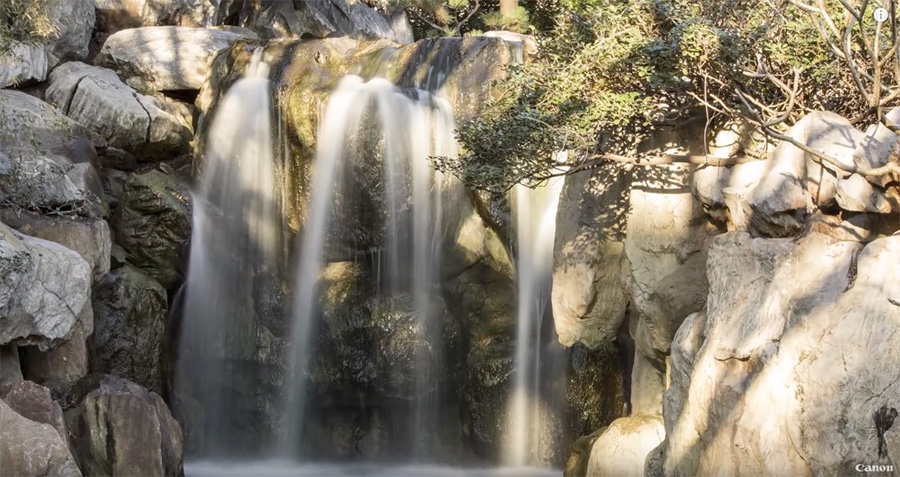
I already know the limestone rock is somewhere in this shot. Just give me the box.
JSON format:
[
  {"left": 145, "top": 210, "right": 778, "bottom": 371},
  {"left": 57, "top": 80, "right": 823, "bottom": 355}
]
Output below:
[
  {"left": 113, "top": 170, "right": 191, "bottom": 288},
  {"left": 93, "top": 0, "right": 240, "bottom": 33},
  {"left": 585, "top": 415, "right": 665, "bottom": 477},
  {"left": 0, "top": 42, "right": 50, "bottom": 88},
  {"left": 62, "top": 374, "right": 183, "bottom": 477},
  {"left": 241, "top": 0, "right": 411, "bottom": 43},
  {"left": 46, "top": 62, "right": 193, "bottom": 161},
  {"left": 0, "top": 90, "right": 93, "bottom": 159},
  {"left": 0, "top": 345, "right": 23, "bottom": 386},
  {"left": 0, "top": 223, "right": 91, "bottom": 352},
  {"left": 42, "top": 0, "right": 94, "bottom": 63},
  {"left": 836, "top": 173, "right": 896, "bottom": 214},
  {"left": 91, "top": 265, "right": 168, "bottom": 393},
  {"left": 21, "top": 302, "right": 93, "bottom": 393},
  {"left": 658, "top": 232, "right": 900, "bottom": 475},
  {"left": 0, "top": 399, "right": 81, "bottom": 477},
  {"left": 0, "top": 211, "right": 111, "bottom": 281},
  {"left": 552, "top": 163, "right": 631, "bottom": 349},
  {"left": 96, "top": 26, "right": 259, "bottom": 91},
  {"left": 0, "top": 380, "right": 67, "bottom": 441}
]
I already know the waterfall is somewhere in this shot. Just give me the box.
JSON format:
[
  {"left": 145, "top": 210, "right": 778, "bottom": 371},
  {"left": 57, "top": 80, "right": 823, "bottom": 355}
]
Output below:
[
  {"left": 504, "top": 175, "right": 566, "bottom": 467},
  {"left": 177, "top": 49, "right": 281, "bottom": 456},
  {"left": 281, "top": 75, "right": 457, "bottom": 458}
]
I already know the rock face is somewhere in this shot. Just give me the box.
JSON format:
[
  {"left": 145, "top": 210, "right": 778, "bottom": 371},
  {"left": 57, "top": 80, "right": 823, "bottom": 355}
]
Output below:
[
  {"left": 0, "top": 380, "right": 68, "bottom": 441},
  {"left": 0, "top": 42, "right": 50, "bottom": 88},
  {"left": 46, "top": 62, "right": 193, "bottom": 161},
  {"left": 20, "top": 302, "right": 93, "bottom": 393},
  {"left": 552, "top": 163, "right": 631, "bottom": 349},
  {"left": 91, "top": 265, "right": 168, "bottom": 393},
  {"left": 93, "top": 0, "right": 239, "bottom": 33},
  {"left": 586, "top": 415, "right": 665, "bottom": 477},
  {"left": 655, "top": 232, "right": 900, "bottom": 475},
  {"left": 63, "top": 374, "right": 183, "bottom": 477},
  {"left": 0, "top": 223, "right": 91, "bottom": 351},
  {"left": 113, "top": 170, "right": 191, "bottom": 288},
  {"left": 0, "top": 399, "right": 81, "bottom": 477},
  {"left": 96, "top": 26, "right": 258, "bottom": 91},
  {"left": 43, "top": 0, "right": 95, "bottom": 62},
  {"left": 240, "top": 0, "right": 412, "bottom": 43},
  {"left": 0, "top": 91, "right": 104, "bottom": 217}
]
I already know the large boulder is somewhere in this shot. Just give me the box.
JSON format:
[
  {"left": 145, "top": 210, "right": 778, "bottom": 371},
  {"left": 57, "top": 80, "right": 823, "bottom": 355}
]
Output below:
[
  {"left": 0, "top": 380, "right": 67, "bottom": 441},
  {"left": 656, "top": 232, "right": 900, "bottom": 475},
  {"left": 240, "top": 0, "right": 412, "bottom": 43},
  {"left": 96, "top": 26, "right": 258, "bottom": 91},
  {"left": 46, "top": 62, "right": 193, "bottom": 161},
  {"left": 93, "top": 0, "right": 242, "bottom": 33},
  {"left": 0, "top": 91, "right": 104, "bottom": 217},
  {"left": 0, "top": 399, "right": 81, "bottom": 477},
  {"left": 91, "top": 265, "right": 168, "bottom": 393},
  {"left": 20, "top": 302, "right": 93, "bottom": 393},
  {"left": 552, "top": 163, "right": 631, "bottom": 349},
  {"left": 43, "top": 0, "right": 95, "bottom": 62},
  {"left": 113, "top": 170, "right": 191, "bottom": 288},
  {"left": 0, "top": 211, "right": 111, "bottom": 281},
  {"left": 0, "top": 42, "right": 50, "bottom": 88},
  {"left": 62, "top": 374, "right": 183, "bottom": 477},
  {"left": 585, "top": 415, "right": 665, "bottom": 477},
  {"left": 0, "top": 223, "right": 91, "bottom": 351}
]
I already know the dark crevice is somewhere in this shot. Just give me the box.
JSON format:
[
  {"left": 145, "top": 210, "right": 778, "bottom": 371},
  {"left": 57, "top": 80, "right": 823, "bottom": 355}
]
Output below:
[
  {"left": 63, "top": 75, "right": 89, "bottom": 116},
  {"left": 132, "top": 92, "right": 153, "bottom": 145}
]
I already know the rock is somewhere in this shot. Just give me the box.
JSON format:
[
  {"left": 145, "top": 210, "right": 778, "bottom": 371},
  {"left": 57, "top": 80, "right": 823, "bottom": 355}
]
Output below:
[
  {"left": 483, "top": 30, "right": 538, "bottom": 54},
  {"left": 808, "top": 210, "right": 882, "bottom": 243},
  {"left": 62, "top": 374, "right": 183, "bottom": 477},
  {"left": 96, "top": 26, "right": 258, "bottom": 91},
  {"left": 625, "top": 164, "right": 715, "bottom": 361},
  {"left": 552, "top": 163, "right": 631, "bottom": 349},
  {"left": 0, "top": 399, "right": 82, "bottom": 477},
  {"left": 0, "top": 210, "right": 111, "bottom": 281},
  {"left": 21, "top": 302, "right": 93, "bottom": 393},
  {"left": 46, "top": 62, "right": 193, "bottom": 161},
  {"left": 93, "top": 0, "right": 238, "bottom": 33},
  {"left": 0, "top": 42, "right": 50, "bottom": 88},
  {"left": 0, "top": 380, "right": 67, "bottom": 441},
  {"left": 0, "top": 223, "right": 91, "bottom": 351},
  {"left": 0, "top": 345, "right": 23, "bottom": 386},
  {"left": 585, "top": 415, "right": 665, "bottom": 477},
  {"left": 43, "top": 0, "right": 95, "bottom": 63},
  {"left": 629, "top": 348, "right": 665, "bottom": 416},
  {"left": 658, "top": 232, "right": 900, "bottom": 475},
  {"left": 0, "top": 91, "right": 104, "bottom": 217},
  {"left": 91, "top": 265, "right": 168, "bottom": 393},
  {"left": 836, "top": 173, "right": 896, "bottom": 213},
  {"left": 564, "top": 342, "right": 626, "bottom": 450},
  {"left": 241, "top": 0, "right": 411, "bottom": 43},
  {"left": 113, "top": 170, "right": 191, "bottom": 288},
  {"left": 461, "top": 336, "right": 514, "bottom": 459}
]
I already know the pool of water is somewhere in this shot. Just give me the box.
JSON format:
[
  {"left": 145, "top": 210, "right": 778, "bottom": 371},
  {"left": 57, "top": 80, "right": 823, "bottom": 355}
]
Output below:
[{"left": 186, "top": 460, "right": 562, "bottom": 477}]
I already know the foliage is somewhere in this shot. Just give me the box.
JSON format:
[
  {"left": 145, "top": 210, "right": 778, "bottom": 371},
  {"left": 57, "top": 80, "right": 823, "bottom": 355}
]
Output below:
[
  {"left": 370, "top": 0, "right": 538, "bottom": 38},
  {"left": 439, "top": 0, "right": 900, "bottom": 192},
  {"left": 0, "top": 0, "right": 56, "bottom": 54}
]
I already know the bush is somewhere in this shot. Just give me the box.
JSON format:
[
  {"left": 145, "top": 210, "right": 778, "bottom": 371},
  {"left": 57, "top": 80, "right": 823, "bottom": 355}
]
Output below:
[{"left": 0, "top": 0, "right": 56, "bottom": 54}]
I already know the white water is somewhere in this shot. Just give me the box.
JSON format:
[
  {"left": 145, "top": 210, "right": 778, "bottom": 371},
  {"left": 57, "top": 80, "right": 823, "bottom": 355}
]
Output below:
[
  {"left": 178, "top": 49, "right": 280, "bottom": 454},
  {"left": 504, "top": 175, "right": 567, "bottom": 467},
  {"left": 282, "top": 76, "right": 457, "bottom": 457},
  {"left": 187, "top": 460, "right": 560, "bottom": 477}
]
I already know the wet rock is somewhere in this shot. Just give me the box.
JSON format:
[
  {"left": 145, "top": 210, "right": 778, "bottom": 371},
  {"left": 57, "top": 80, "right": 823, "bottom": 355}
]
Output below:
[
  {"left": 0, "top": 380, "right": 67, "bottom": 441},
  {"left": 658, "top": 232, "right": 900, "bottom": 475},
  {"left": 21, "top": 302, "right": 93, "bottom": 393},
  {"left": 0, "top": 91, "right": 104, "bottom": 217},
  {"left": 552, "top": 163, "right": 631, "bottom": 349},
  {"left": 62, "top": 374, "right": 183, "bottom": 477},
  {"left": 0, "top": 399, "right": 81, "bottom": 477},
  {"left": 96, "top": 26, "right": 258, "bottom": 91},
  {"left": 46, "top": 62, "right": 193, "bottom": 161},
  {"left": 0, "top": 223, "right": 91, "bottom": 351},
  {"left": 240, "top": 0, "right": 411, "bottom": 43},
  {"left": 91, "top": 265, "right": 168, "bottom": 393},
  {"left": 0, "top": 210, "right": 111, "bottom": 281},
  {"left": 113, "top": 170, "right": 191, "bottom": 288},
  {"left": 0, "top": 42, "right": 50, "bottom": 88},
  {"left": 43, "top": 0, "right": 95, "bottom": 63},
  {"left": 585, "top": 415, "right": 665, "bottom": 477}
]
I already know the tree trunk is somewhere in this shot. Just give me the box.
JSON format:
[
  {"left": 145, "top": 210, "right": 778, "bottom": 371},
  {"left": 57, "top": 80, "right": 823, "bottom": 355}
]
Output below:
[{"left": 499, "top": 0, "right": 518, "bottom": 16}]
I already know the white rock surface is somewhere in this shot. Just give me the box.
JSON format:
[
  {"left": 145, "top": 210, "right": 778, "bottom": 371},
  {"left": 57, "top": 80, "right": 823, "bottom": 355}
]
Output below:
[
  {"left": 0, "top": 42, "right": 50, "bottom": 88},
  {"left": 0, "top": 222, "right": 91, "bottom": 352},
  {"left": 93, "top": 0, "right": 237, "bottom": 33},
  {"left": 43, "top": 0, "right": 95, "bottom": 62},
  {"left": 657, "top": 231, "right": 900, "bottom": 475},
  {"left": 586, "top": 415, "right": 665, "bottom": 477},
  {"left": 96, "top": 26, "right": 258, "bottom": 91}
]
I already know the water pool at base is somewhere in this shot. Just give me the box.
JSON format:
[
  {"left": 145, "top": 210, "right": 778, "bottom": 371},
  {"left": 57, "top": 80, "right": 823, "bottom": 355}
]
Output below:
[{"left": 186, "top": 461, "right": 562, "bottom": 477}]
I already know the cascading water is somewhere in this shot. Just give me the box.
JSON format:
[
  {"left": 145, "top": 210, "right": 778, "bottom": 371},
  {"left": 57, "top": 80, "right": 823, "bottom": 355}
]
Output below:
[
  {"left": 504, "top": 174, "right": 567, "bottom": 467},
  {"left": 281, "top": 75, "right": 457, "bottom": 458},
  {"left": 177, "top": 50, "right": 282, "bottom": 456}
]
